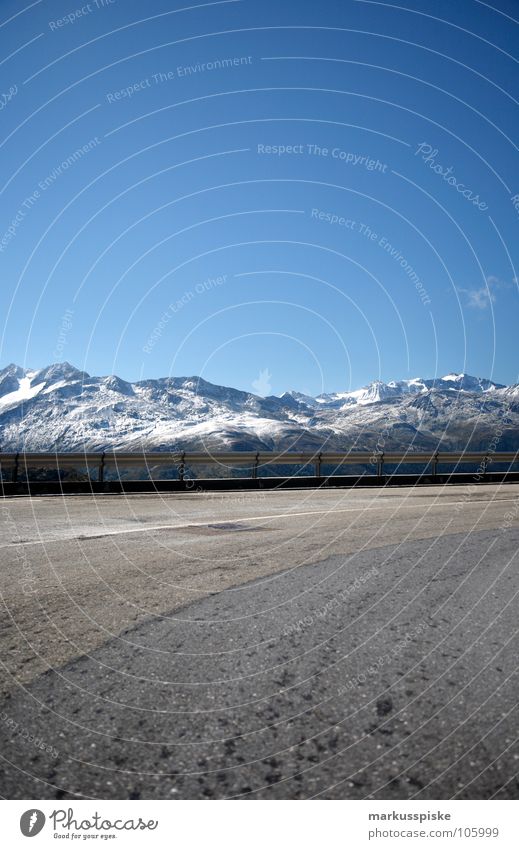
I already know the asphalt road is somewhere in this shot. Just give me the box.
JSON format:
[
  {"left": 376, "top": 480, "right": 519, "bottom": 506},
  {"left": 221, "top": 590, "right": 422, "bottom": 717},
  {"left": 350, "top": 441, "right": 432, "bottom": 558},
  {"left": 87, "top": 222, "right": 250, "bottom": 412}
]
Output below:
[{"left": 0, "top": 483, "right": 518, "bottom": 799}]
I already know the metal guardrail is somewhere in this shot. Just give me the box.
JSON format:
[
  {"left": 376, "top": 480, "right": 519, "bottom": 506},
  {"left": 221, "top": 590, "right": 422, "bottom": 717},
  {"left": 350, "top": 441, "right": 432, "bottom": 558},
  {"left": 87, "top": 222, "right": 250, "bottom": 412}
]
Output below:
[{"left": 1, "top": 450, "right": 518, "bottom": 483}]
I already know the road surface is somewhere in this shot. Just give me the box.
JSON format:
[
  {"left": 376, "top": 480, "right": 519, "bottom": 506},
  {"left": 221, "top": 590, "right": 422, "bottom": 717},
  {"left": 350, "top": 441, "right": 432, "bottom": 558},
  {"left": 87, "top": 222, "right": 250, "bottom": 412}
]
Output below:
[{"left": 0, "top": 483, "right": 518, "bottom": 799}]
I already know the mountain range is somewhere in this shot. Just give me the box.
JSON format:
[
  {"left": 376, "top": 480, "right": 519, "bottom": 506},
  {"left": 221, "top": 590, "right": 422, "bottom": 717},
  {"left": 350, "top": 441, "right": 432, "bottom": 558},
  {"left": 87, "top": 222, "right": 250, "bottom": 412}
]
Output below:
[{"left": 0, "top": 362, "right": 518, "bottom": 454}]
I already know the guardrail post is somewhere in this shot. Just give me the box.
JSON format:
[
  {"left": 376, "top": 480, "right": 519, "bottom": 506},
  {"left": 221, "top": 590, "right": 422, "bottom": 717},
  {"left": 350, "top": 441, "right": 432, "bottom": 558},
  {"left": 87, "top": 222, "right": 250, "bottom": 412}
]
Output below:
[
  {"left": 5, "top": 450, "right": 516, "bottom": 490},
  {"left": 98, "top": 451, "right": 105, "bottom": 483}
]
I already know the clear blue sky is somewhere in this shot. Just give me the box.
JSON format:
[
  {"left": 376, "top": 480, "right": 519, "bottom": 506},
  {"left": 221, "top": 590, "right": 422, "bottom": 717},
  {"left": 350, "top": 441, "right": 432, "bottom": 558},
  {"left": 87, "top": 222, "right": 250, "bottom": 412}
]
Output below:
[{"left": 0, "top": 0, "right": 517, "bottom": 395}]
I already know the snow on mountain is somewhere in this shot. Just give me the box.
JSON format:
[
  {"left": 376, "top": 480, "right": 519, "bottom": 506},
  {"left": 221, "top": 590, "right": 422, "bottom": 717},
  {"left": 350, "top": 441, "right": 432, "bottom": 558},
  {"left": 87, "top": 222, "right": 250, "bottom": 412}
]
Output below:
[
  {"left": 313, "top": 374, "right": 505, "bottom": 409},
  {"left": 496, "top": 384, "right": 519, "bottom": 399},
  {"left": 0, "top": 374, "right": 47, "bottom": 411},
  {"left": 0, "top": 364, "right": 29, "bottom": 399},
  {"left": 0, "top": 363, "right": 516, "bottom": 454},
  {"left": 428, "top": 373, "right": 503, "bottom": 393}
]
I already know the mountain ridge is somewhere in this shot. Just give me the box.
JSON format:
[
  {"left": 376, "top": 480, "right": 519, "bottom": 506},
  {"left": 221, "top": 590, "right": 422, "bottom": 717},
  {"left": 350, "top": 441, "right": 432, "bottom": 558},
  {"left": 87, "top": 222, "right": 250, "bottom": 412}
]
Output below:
[{"left": 0, "top": 362, "right": 517, "bottom": 454}]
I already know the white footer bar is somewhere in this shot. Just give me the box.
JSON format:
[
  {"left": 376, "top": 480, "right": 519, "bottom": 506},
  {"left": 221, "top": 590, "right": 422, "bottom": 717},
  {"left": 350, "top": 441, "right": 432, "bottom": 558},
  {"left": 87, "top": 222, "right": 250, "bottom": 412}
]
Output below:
[{"left": 2, "top": 799, "right": 517, "bottom": 848}]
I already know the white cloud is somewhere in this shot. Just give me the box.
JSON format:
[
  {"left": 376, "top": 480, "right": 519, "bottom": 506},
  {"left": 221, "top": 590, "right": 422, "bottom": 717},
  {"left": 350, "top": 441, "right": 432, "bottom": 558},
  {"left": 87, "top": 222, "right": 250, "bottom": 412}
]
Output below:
[{"left": 458, "top": 275, "right": 507, "bottom": 310}]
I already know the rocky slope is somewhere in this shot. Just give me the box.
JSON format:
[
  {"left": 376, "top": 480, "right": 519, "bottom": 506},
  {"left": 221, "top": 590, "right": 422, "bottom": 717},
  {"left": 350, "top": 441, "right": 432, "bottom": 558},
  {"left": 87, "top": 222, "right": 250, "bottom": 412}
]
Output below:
[{"left": 0, "top": 362, "right": 517, "bottom": 454}]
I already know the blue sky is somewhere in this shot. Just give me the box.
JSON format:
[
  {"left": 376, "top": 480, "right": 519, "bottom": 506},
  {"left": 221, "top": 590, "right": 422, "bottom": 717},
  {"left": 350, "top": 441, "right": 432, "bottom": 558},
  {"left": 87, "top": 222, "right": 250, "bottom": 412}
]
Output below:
[{"left": 0, "top": 0, "right": 517, "bottom": 395}]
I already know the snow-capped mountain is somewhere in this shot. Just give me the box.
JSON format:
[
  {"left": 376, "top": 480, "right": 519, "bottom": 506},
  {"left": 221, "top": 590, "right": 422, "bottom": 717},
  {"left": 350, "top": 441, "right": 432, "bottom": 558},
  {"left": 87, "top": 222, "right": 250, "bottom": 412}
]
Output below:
[{"left": 0, "top": 362, "right": 517, "bottom": 454}]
